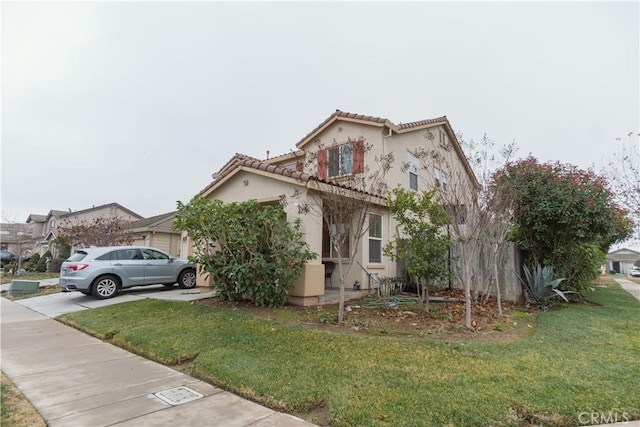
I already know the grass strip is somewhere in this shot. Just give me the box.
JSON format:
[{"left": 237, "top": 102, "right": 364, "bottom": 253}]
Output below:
[{"left": 58, "top": 284, "right": 640, "bottom": 426}]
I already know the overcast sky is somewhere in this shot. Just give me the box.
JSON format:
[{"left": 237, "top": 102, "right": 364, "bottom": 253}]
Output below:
[{"left": 2, "top": 1, "right": 639, "bottom": 223}]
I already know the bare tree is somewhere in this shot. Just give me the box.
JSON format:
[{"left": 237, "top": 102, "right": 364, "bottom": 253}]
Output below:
[
  {"left": 464, "top": 134, "right": 518, "bottom": 316},
  {"left": 56, "top": 216, "right": 134, "bottom": 249},
  {"left": 412, "top": 131, "right": 517, "bottom": 327},
  {"left": 604, "top": 132, "right": 640, "bottom": 240},
  {"left": 289, "top": 138, "right": 394, "bottom": 323}
]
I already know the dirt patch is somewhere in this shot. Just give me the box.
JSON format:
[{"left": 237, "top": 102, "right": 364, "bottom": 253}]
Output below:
[
  {"left": 199, "top": 290, "right": 537, "bottom": 342},
  {"left": 1, "top": 372, "right": 46, "bottom": 427}
]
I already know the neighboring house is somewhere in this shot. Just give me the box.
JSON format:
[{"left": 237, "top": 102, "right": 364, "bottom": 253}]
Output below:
[
  {"left": 605, "top": 248, "right": 640, "bottom": 274},
  {"left": 1, "top": 203, "right": 144, "bottom": 260},
  {"left": 128, "top": 212, "right": 182, "bottom": 257},
  {"left": 0, "top": 223, "right": 34, "bottom": 262},
  {"left": 189, "top": 110, "right": 479, "bottom": 305},
  {"left": 42, "top": 203, "right": 143, "bottom": 256}
]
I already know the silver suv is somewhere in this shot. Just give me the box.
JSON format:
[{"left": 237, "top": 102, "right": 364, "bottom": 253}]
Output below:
[{"left": 60, "top": 246, "right": 197, "bottom": 299}]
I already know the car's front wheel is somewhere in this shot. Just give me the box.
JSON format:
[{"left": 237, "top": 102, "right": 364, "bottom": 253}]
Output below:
[
  {"left": 178, "top": 269, "right": 197, "bottom": 289},
  {"left": 92, "top": 275, "right": 119, "bottom": 299}
]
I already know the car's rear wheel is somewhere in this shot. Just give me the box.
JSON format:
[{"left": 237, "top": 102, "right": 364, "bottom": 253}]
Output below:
[
  {"left": 178, "top": 269, "right": 197, "bottom": 289},
  {"left": 92, "top": 275, "right": 119, "bottom": 299}
]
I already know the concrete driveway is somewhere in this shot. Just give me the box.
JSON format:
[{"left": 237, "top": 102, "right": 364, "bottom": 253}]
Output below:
[{"left": 13, "top": 284, "right": 216, "bottom": 318}]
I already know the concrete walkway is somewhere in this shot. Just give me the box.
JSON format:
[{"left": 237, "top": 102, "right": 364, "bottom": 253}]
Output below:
[
  {"left": 615, "top": 277, "right": 640, "bottom": 301},
  {"left": 1, "top": 294, "right": 315, "bottom": 426}
]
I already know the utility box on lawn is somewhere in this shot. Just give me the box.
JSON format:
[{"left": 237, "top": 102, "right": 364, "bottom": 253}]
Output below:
[{"left": 8, "top": 280, "right": 40, "bottom": 296}]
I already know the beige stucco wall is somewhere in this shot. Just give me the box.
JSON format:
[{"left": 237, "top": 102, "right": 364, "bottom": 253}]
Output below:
[{"left": 61, "top": 206, "right": 140, "bottom": 225}]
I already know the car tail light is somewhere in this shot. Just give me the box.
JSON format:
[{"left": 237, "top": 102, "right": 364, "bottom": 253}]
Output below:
[{"left": 67, "top": 264, "right": 89, "bottom": 271}]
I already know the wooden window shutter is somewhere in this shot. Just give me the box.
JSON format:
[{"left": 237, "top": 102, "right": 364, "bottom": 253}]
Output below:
[
  {"left": 317, "top": 149, "right": 327, "bottom": 180},
  {"left": 353, "top": 139, "right": 364, "bottom": 174},
  {"left": 296, "top": 161, "right": 304, "bottom": 173}
]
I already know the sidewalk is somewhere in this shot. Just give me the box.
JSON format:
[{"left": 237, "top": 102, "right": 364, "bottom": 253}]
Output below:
[
  {"left": 614, "top": 277, "right": 640, "bottom": 301},
  {"left": 1, "top": 296, "right": 316, "bottom": 426}
]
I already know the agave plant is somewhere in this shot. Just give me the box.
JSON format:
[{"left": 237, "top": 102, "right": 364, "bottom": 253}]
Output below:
[{"left": 518, "top": 264, "right": 572, "bottom": 311}]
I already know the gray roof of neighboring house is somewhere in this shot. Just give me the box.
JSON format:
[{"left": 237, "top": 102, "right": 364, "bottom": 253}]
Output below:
[
  {"left": 59, "top": 202, "right": 143, "bottom": 220},
  {"left": 127, "top": 212, "right": 176, "bottom": 231},
  {"left": 26, "top": 214, "right": 47, "bottom": 223}
]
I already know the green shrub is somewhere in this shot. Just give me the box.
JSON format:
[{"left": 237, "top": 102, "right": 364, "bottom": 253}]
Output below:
[
  {"left": 174, "top": 197, "right": 316, "bottom": 308},
  {"left": 35, "top": 250, "right": 52, "bottom": 273},
  {"left": 2, "top": 262, "right": 15, "bottom": 273},
  {"left": 26, "top": 253, "right": 41, "bottom": 272}
]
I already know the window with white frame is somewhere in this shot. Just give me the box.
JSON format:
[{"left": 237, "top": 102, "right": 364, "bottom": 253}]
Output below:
[
  {"left": 322, "top": 221, "right": 350, "bottom": 259},
  {"left": 368, "top": 214, "right": 382, "bottom": 263},
  {"left": 408, "top": 153, "right": 419, "bottom": 191},
  {"left": 435, "top": 168, "right": 447, "bottom": 191}
]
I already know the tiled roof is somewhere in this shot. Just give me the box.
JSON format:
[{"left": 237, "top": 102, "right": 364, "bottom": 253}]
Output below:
[
  {"left": 295, "top": 110, "right": 454, "bottom": 148},
  {"left": 213, "top": 153, "right": 262, "bottom": 179},
  {"left": 295, "top": 110, "right": 395, "bottom": 148},
  {"left": 199, "top": 153, "right": 383, "bottom": 199},
  {"left": 398, "top": 116, "right": 448, "bottom": 130},
  {"left": 263, "top": 149, "right": 304, "bottom": 163}
]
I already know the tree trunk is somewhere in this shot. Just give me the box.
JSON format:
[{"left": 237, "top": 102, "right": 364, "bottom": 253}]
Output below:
[
  {"left": 492, "top": 242, "right": 503, "bottom": 316},
  {"left": 460, "top": 243, "right": 472, "bottom": 328},
  {"left": 423, "top": 278, "right": 430, "bottom": 313},
  {"left": 336, "top": 252, "right": 346, "bottom": 324}
]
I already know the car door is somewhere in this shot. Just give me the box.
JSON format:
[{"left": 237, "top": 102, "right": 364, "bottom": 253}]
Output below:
[
  {"left": 110, "top": 249, "right": 146, "bottom": 287},
  {"left": 141, "top": 248, "right": 176, "bottom": 284}
]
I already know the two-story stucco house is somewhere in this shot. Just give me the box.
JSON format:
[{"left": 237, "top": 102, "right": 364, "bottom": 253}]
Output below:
[
  {"left": 34, "top": 203, "right": 143, "bottom": 257},
  {"left": 190, "top": 110, "right": 478, "bottom": 305}
]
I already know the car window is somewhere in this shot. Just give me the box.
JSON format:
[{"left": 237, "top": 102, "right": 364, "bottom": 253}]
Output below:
[
  {"left": 114, "top": 249, "right": 142, "bottom": 260},
  {"left": 142, "top": 249, "right": 169, "bottom": 260},
  {"left": 67, "top": 251, "right": 88, "bottom": 262},
  {"left": 96, "top": 251, "right": 116, "bottom": 261}
]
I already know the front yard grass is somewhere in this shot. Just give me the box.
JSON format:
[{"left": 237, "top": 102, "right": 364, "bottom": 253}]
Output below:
[
  {"left": 58, "top": 284, "right": 640, "bottom": 427},
  {"left": 0, "top": 272, "right": 58, "bottom": 285}
]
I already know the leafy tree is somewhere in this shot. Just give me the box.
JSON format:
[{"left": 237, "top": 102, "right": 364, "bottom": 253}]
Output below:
[
  {"left": 55, "top": 216, "right": 133, "bottom": 248},
  {"left": 173, "top": 197, "right": 316, "bottom": 308},
  {"left": 384, "top": 187, "right": 451, "bottom": 312},
  {"left": 494, "top": 157, "right": 634, "bottom": 294}
]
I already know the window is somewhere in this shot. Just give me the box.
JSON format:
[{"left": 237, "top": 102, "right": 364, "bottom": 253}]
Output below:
[
  {"left": 408, "top": 153, "right": 419, "bottom": 191},
  {"left": 439, "top": 130, "right": 446, "bottom": 146},
  {"left": 327, "top": 144, "right": 353, "bottom": 178},
  {"left": 317, "top": 140, "right": 364, "bottom": 180},
  {"left": 142, "top": 249, "right": 169, "bottom": 260},
  {"left": 322, "top": 221, "right": 350, "bottom": 259},
  {"left": 446, "top": 204, "right": 467, "bottom": 224},
  {"left": 435, "top": 168, "right": 447, "bottom": 191},
  {"left": 368, "top": 214, "right": 382, "bottom": 263}
]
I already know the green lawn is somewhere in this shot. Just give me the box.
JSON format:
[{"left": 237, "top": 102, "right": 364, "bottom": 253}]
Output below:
[
  {"left": 0, "top": 272, "right": 58, "bottom": 285},
  {"left": 58, "top": 284, "right": 640, "bottom": 427}
]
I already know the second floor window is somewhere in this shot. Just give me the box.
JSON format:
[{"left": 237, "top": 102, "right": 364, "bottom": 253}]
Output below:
[
  {"left": 317, "top": 139, "right": 364, "bottom": 180},
  {"left": 435, "top": 168, "right": 447, "bottom": 191},
  {"left": 408, "top": 153, "right": 419, "bottom": 191}
]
